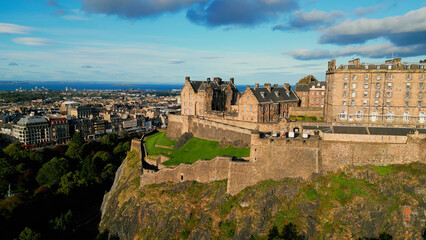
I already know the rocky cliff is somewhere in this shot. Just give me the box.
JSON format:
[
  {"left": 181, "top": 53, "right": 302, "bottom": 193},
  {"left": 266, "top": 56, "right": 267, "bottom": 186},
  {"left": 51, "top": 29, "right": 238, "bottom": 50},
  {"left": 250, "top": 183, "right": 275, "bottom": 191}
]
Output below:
[{"left": 99, "top": 152, "right": 425, "bottom": 240}]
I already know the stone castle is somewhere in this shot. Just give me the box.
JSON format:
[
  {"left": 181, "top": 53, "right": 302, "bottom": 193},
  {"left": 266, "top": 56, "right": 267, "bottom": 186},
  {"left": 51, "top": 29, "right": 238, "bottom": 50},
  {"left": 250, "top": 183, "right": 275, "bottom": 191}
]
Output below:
[{"left": 134, "top": 58, "right": 426, "bottom": 195}]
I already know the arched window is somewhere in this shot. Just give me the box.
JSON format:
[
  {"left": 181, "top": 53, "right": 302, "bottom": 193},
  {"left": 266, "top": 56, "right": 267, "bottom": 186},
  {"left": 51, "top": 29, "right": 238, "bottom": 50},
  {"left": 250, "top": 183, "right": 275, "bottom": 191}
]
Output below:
[
  {"left": 371, "top": 111, "right": 378, "bottom": 122},
  {"left": 403, "top": 112, "right": 410, "bottom": 121},
  {"left": 419, "top": 112, "right": 425, "bottom": 123},
  {"left": 340, "top": 110, "right": 347, "bottom": 119},
  {"left": 356, "top": 111, "right": 363, "bottom": 120},
  {"left": 386, "top": 111, "right": 394, "bottom": 120}
]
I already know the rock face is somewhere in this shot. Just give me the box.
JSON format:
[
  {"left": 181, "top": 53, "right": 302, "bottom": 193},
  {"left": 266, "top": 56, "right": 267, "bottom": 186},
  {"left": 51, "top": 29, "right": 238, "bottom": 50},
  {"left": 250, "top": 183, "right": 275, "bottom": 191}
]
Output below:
[{"left": 99, "top": 159, "right": 426, "bottom": 240}]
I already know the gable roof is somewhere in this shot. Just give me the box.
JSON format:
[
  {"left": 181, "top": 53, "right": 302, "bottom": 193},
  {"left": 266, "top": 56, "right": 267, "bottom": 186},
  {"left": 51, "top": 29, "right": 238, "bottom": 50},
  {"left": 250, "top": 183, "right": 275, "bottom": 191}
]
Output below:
[
  {"left": 295, "top": 81, "right": 326, "bottom": 92},
  {"left": 249, "top": 86, "right": 299, "bottom": 104},
  {"left": 189, "top": 80, "right": 237, "bottom": 93}
]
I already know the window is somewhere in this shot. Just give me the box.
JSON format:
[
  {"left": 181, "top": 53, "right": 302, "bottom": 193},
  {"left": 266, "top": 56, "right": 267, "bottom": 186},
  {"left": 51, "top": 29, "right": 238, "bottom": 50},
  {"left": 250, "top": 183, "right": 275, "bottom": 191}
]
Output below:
[
  {"left": 418, "top": 101, "right": 422, "bottom": 108},
  {"left": 316, "top": 97, "right": 319, "bottom": 102},
  {"left": 244, "top": 104, "right": 246, "bottom": 110},
  {"left": 386, "top": 111, "right": 394, "bottom": 120},
  {"left": 342, "top": 100, "right": 347, "bottom": 106},
  {"left": 189, "top": 102, "right": 191, "bottom": 106},
  {"left": 344, "top": 74, "right": 348, "bottom": 80},
  {"left": 364, "top": 91, "right": 368, "bottom": 98},
  {"left": 189, "top": 93, "right": 192, "bottom": 99},
  {"left": 365, "top": 65, "right": 369, "bottom": 70},
  {"left": 311, "top": 92, "right": 314, "bottom": 95},
  {"left": 302, "top": 97, "right": 305, "bottom": 101},
  {"left": 183, "top": 93, "right": 186, "bottom": 98},
  {"left": 420, "top": 83, "right": 424, "bottom": 89},
  {"left": 420, "top": 92, "right": 423, "bottom": 99},
  {"left": 406, "top": 65, "right": 410, "bottom": 70},
  {"left": 376, "top": 74, "right": 381, "bottom": 80},
  {"left": 403, "top": 112, "right": 410, "bottom": 121},
  {"left": 406, "top": 91, "right": 410, "bottom": 98},
  {"left": 374, "top": 100, "right": 379, "bottom": 107},
  {"left": 364, "top": 83, "right": 369, "bottom": 89},
  {"left": 420, "top": 112, "right": 425, "bottom": 123},
  {"left": 250, "top": 105, "right": 252, "bottom": 111},
  {"left": 407, "top": 83, "right": 411, "bottom": 89},
  {"left": 387, "top": 65, "right": 392, "bottom": 70},
  {"left": 343, "top": 91, "right": 347, "bottom": 97},
  {"left": 363, "top": 100, "right": 368, "bottom": 106},
  {"left": 387, "top": 82, "right": 392, "bottom": 89},
  {"left": 189, "top": 110, "right": 192, "bottom": 114},
  {"left": 407, "top": 74, "right": 411, "bottom": 80},
  {"left": 375, "top": 91, "right": 380, "bottom": 98},
  {"left": 351, "top": 91, "right": 356, "bottom": 98},
  {"left": 371, "top": 111, "right": 378, "bottom": 121},
  {"left": 311, "top": 97, "right": 314, "bottom": 102},
  {"left": 303, "top": 92, "right": 306, "bottom": 95},
  {"left": 322, "top": 98, "right": 324, "bottom": 102},
  {"left": 405, "top": 101, "right": 409, "bottom": 107},
  {"left": 421, "top": 74, "right": 424, "bottom": 80},
  {"left": 343, "top": 82, "right": 348, "bottom": 89},
  {"left": 376, "top": 65, "right": 380, "bottom": 69},
  {"left": 365, "top": 74, "right": 369, "bottom": 80},
  {"left": 184, "top": 102, "right": 186, "bottom": 106},
  {"left": 356, "top": 111, "right": 363, "bottom": 119},
  {"left": 388, "top": 73, "right": 392, "bottom": 79},
  {"left": 352, "top": 74, "right": 357, "bottom": 80},
  {"left": 351, "top": 100, "right": 355, "bottom": 106},
  {"left": 322, "top": 92, "right": 325, "bottom": 95},
  {"left": 387, "top": 92, "right": 392, "bottom": 98},
  {"left": 352, "top": 83, "right": 357, "bottom": 89},
  {"left": 376, "top": 83, "right": 381, "bottom": 89},
  {"left": 386, "top": 101, "right": 390, "bottom": 107},
  {"left": 317, "top": 92, "right": 319, "bottom": 95},
  {"left": 340, "top": 110, "right": 347, "bottom": 119}
]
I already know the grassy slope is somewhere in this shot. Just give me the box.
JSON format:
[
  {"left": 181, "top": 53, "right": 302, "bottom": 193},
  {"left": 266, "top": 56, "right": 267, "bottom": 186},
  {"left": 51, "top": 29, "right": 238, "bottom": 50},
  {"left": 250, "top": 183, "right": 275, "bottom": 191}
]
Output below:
[
  {"left": 100, "top": 162, "right": 426, "bottom": 239},
  {"left": 145, "top": 132, "right": 250, "bottom": 166}
]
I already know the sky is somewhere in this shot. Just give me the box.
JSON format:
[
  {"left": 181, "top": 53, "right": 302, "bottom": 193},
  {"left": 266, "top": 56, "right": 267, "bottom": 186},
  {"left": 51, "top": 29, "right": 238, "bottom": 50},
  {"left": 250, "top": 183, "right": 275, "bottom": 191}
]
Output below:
[{"left": 1, "top": 0, "right": 426, "bottom": 85}]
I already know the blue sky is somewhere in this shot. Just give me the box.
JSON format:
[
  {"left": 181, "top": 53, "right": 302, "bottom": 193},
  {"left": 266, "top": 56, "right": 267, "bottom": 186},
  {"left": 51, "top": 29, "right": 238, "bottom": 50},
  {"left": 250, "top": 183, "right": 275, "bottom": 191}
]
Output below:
[{"left": 1, "top": 0, "right": 426, "bottom": 85}]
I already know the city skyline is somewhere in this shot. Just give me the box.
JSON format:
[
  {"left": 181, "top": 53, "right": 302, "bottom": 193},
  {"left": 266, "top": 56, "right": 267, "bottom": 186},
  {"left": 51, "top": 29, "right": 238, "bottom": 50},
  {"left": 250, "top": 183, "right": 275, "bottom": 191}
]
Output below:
[{"left": 1, "top": 0, "right": 426, "bottom": 84}]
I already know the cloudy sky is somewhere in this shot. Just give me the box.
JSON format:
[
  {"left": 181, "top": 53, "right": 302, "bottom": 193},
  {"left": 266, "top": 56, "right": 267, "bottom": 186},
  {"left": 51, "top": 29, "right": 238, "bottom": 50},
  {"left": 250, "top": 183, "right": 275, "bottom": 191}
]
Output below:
[{"left": 1, "top": 0, "right": 426, "bottom": 85}]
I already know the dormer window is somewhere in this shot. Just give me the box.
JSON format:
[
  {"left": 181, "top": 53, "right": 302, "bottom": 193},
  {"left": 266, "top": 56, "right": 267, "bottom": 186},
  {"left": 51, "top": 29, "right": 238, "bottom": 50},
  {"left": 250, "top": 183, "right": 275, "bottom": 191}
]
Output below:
[
  {"left": 260, "top": 92, "right": 265, "bottom": 98},
  {"left": 286, "top": 91, "right": 290, "bottom": 97},
  {"left": 274, "top": 91, "right": 279, "bottom": 97}
]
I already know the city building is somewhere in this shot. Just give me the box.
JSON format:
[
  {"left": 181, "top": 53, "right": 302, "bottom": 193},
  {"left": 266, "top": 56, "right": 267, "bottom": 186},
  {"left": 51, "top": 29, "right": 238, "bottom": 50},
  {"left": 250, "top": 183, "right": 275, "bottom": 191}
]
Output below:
[
  {"left": 238, "top": 83, "right": 299, "bottom": 122},
  {"left": 49, "top": 117, "right": 70, "bottom": 145},
  {"left": 181, "top": 76, "right": 239, "bottom": 116},
  {"left": 325, "top": 58, "right": 425, "bottom": 127},
  {"left": 295, "top": 81, "right": 326, "bottom": 107},
  {"left": 12, "top": 116, "right": 50, "bottom": 147}
]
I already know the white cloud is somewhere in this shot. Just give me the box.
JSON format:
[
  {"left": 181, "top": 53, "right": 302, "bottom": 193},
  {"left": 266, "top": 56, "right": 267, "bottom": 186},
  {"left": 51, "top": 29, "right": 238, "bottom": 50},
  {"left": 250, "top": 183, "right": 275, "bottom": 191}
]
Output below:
[
  {"left": 0, "top": 23, "right": 34, "bottom": 34},
  {"left": 13, "top": 38, "right": 52, "bottom": 46}
]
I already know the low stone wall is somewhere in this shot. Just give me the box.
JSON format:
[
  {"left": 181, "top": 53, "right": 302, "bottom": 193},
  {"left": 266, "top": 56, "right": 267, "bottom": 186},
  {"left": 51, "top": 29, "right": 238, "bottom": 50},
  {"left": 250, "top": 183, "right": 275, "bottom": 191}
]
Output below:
[
  {"left": 323, "top": 133, "right": 408, "bottom": 143},
  {"left": 140, "top": 156, "right": 232, "bottom": 186},
  {"left": 289, "top": 107, "right": 324, "bottom": 118}
]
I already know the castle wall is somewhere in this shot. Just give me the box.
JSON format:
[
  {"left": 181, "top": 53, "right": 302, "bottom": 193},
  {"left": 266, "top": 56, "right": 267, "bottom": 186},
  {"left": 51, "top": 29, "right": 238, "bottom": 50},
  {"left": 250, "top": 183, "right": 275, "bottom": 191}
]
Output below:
[
  {"left": 166, "top": 114, "right": 188, "bottom": 140},
  {"left": 140, "top": 156, "right": 232, "bottom": 186},
  {"left": 130, "top": 139, "right": 142, "bottom": 160},
  {"left": 323, "top": 133, "right": 408, "bottom": 143}
]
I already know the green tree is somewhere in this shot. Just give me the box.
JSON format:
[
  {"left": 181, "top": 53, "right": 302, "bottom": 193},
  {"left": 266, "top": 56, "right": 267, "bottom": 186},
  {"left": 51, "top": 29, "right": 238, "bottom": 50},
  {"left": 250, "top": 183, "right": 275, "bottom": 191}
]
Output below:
[
  {"left": 18, "top": 227, "right": 41, "bottom": 240},
  {"left": 80, "top": 156, "right": 97, "bottom": 182},
  {"left": 297, "top": 75, "right": 318, "bottom": 84},
  {"left": 65, "top": 143, "right": 83, "bottom": 161},
  {"left": 71, "top": 132, "right": 85, "bottom": 146},
  {"left": 100, "top": 133, "right": 118, "bottom": 147},
  {"left": 58, "top": 171, "right": 86, "bottom": 195},
  {"left": 36, "top": 157, "right": 69, "bottom": 187},
  {"left": 101, "top": 163, "right": 116, "bottom": 182},
  {"left": 3, "top": 143, "right": 27, "bottom": 162}
]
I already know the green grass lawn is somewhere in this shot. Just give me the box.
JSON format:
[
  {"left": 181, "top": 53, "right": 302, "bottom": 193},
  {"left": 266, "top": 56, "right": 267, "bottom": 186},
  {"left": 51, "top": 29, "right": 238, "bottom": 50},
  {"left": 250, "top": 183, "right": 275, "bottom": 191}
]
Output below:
[{"left": 144, "top": 132, "right": 250, "bottom": 166}]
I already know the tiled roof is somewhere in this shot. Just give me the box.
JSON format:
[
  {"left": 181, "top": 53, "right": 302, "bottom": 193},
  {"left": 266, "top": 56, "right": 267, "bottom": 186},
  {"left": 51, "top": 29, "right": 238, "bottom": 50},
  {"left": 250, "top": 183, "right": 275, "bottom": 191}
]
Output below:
[
  {"left": 295, "top": 81, "right": 326, "bottom": 92},
  {"left": 189, "top": 80, "right": 237, "bottom": 93},
  {"left": 16, "top": 116, "right": 48, "bottom": 126}
]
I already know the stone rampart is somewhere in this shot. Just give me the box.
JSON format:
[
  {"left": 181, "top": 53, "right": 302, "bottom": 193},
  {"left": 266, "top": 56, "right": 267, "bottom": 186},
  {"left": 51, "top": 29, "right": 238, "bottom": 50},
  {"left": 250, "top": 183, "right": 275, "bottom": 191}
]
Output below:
[
  {"left": 323, "top": 133, "right": 408, "bottom": 143},
  {"left": 140, "top": 156, "right": 232, "bottom": 186},
  {"left": 130, "top": 139, "right": 143, "bottom": 160}
]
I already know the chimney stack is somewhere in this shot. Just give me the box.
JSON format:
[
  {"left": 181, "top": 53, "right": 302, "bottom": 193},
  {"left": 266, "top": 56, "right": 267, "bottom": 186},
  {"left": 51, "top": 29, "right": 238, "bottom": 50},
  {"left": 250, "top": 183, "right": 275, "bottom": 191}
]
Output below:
[
  {"left": 273, "top": 83, "right": 278, "bottom": 88},
  {"left": 185, "top": 76, "right": 190, "bottom": 82},
  {"left": 264, "top": 83, "right": 272, "bottom": 92},
  {"left": 348, "top": 58, "right": 360, "bottom": 66},
  {"left": 283, "top": 83, "right": 290, "bottom": 90},
  {"left": 207, "top": 78, "right": 211, "bottom": 82},
  {"left": 255, "top": 83, "right": 259, "bottom": 88},
  {"left": 230, "top": 77, "right": 234, "bottom": 84},
  {"left": 214, "top": 77, "right": 222, "bottom": 85}
]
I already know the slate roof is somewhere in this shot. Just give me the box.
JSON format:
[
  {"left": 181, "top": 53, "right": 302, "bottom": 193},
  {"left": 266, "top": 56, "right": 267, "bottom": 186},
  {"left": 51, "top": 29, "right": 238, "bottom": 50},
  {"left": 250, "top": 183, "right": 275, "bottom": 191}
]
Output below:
[
  {"left": 250, "top": 86, "right": 299, "bottom": 104},
  {"left": 189, "top": 80, "right": 237, "bottom": 93},
  {"left": 302, "top": 125, "right": 331, "bottom": 133},
  {"left": 295, "top": 81, "right": 326, "bottom": 92},
  {"left": 333, "top": 126, "right": 368, "bottom": 134},
  {"left": 16, "top": 116, "right": 48, "bottom": 126},
  {"left": 368, "top": 127, "right": 416, "bottom": 136}
]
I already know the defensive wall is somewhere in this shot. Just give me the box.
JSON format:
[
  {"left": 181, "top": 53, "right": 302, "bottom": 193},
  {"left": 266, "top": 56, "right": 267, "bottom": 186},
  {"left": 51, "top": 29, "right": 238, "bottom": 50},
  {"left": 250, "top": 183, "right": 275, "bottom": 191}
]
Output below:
[{"left": 139, "top": 117, "right": 425, "bottom": 195}]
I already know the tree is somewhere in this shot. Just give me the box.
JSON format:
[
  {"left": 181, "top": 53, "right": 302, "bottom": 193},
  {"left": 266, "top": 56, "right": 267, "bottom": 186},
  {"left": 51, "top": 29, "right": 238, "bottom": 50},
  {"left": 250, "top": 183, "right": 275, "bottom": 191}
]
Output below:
[
  {"left": 297, "top": 75, "right": 318, "bottom": 84},
  {"left": 58, "top": 171, "right": 86, "bottom": 195},
  {"left": 36, "top": 157, "right": 69, "bottom": 187},
  {"left": 3, "top": 143, "right": 27, "bottom": 163},
  {"left": 80, "top": 156, "right": 97, "bottom": 182},
  {"left": 71, "top": 132, "right": 85, "bottom": 146},
  {"left": 18, "top": 227, "right": 41, "bottom": 240},
  {"left": 100, "top": 134, "right": 118, "bottom": 147},
  {"left": 65, "top": 143, "right": 83, "bottom": 161}
]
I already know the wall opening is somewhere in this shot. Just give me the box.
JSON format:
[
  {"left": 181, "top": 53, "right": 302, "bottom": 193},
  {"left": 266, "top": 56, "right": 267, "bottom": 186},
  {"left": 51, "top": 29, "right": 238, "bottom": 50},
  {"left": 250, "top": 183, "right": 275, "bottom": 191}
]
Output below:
[{"left": 180, "top": 174, "right": 184, "bottom": 181}]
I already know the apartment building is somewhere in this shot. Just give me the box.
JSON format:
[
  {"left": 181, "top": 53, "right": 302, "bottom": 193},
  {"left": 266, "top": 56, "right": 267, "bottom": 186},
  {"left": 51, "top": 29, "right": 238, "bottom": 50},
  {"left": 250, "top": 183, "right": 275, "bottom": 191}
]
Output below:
[
  {"left": 13, "top": 116, "right": 50, "bottom": 146},
  {"left": 295, "top": 81, "right": 326, "bottom": 107},
  {"left": 325, "top": 58, "right": 425, "bottom": 127}
]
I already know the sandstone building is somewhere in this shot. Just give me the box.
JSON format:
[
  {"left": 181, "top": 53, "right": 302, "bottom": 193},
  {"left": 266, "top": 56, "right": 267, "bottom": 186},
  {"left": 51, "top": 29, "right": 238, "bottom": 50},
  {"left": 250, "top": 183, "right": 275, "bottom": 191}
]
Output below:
[
  {"left": 238, "top": 83, "right": 299, "bottom": 122},
  {"left": 181, "top": 76, "right": 239, "bottom": 116},
  {"left": 295, "top": 81, "right": 326, "bottom": 108},
  {"left": 325, "top": 58, "right": 425, "bottom": 127}
]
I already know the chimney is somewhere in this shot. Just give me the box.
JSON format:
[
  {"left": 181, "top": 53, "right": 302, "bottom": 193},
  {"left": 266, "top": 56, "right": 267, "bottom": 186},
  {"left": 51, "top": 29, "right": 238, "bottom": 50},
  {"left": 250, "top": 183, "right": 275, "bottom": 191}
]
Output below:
[
  {"left": 185, "top": 76, "right": 190, "bottom": 82},
  {"left": 283, "top": 83, "right": 290, "bottom": 90},
  {"left": 207, "top": 78, "right": 211, "bottom": 82},
  {"left": 348, "top": 58, "right": 360, "bottom": 67},
  {"left": 255, "top": 83, "right": 259, "bottom": 88},
  {"left": 273, "top": 83, "right": 278, "bottom": 88},
  {"left": 264, "top": 83, "right": 272, "bottom": 92},
  {"left": 230, "top": 77, "right": 234, "bottom": 84},
  {"left": 214, "top": 77, "right": 222, "bottom": 84},
  {"left": 328, "top": 60, "right": 336, "bottom": 71}
]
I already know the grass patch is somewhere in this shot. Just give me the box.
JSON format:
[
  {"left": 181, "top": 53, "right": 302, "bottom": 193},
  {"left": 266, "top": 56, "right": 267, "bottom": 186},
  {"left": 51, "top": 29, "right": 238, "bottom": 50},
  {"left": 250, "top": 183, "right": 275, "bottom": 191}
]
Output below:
[
  {"left": 145, "top": 132, "right": 250, "bottom": 166},
  {"left": 219, "top": 220, "right": 236, "bottom": 239},
  {"left": 290, "top": 115, "right": 323, "bottom": 121},
  {"left": 373, "top": 165, "right": 395, "bottom": 176},
  {"left": 220, "top": 197, "right": 239, "bottom": 216},
  {"left": 303, "top": 186, "right": 320, "bottom": 201}
]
